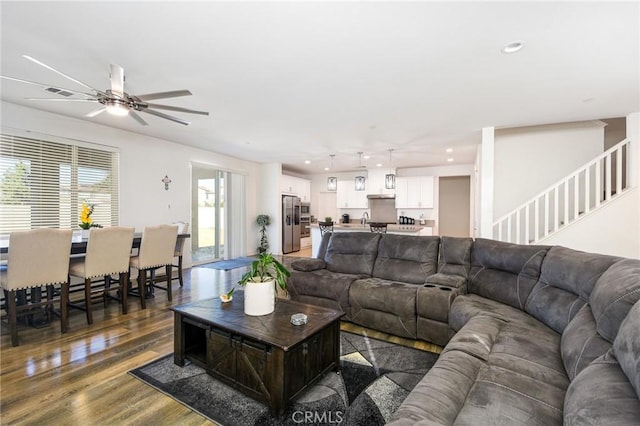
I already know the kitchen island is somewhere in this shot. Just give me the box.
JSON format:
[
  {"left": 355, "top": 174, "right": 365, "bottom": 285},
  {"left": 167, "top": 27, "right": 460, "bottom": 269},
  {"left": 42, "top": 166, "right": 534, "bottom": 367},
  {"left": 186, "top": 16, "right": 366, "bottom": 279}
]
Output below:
[{"left": 309, "top": 223, "right": 433, "bottom": 258}]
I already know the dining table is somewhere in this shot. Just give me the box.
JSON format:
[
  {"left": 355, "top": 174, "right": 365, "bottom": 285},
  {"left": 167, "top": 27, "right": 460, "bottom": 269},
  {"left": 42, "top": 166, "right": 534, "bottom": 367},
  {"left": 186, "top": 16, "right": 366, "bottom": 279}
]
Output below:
[
  {"left": 0, "top": 231, "right": 190, "bottom": 327},
  {"left": 0, "top": 231, "right": 191, "bottom": 254}
]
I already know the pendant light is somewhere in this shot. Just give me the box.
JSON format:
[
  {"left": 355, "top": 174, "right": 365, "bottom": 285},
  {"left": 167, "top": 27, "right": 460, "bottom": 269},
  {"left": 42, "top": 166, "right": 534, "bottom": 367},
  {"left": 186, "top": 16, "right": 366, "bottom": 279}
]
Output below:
[
  {"left": 327, "top": 154, "right": 337, "bottom": 191},
  {"left": 385, "top": 149, "right": 396, "bottom": 190},
  {"left": 355, "top": 152, "right": 366, "bottom": 191}
]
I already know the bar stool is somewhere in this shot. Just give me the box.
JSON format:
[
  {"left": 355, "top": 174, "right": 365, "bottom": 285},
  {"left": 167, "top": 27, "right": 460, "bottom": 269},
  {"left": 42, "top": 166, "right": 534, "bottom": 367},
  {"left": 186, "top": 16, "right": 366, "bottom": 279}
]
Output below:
[
  {"left": 68, "top": 227, "right": 135, "bottom": 325},
  {"left": 319, "top": 221, "right": 334, "bottom": 236},
  {"left": 0, "top": 228, "right": 73, "bottom": 346},
  {"left": 129, "top": 224, "right": 179, "bottom": 309},
  {"left": 369, "top": 222, "right": 388, "bottom": 233}
]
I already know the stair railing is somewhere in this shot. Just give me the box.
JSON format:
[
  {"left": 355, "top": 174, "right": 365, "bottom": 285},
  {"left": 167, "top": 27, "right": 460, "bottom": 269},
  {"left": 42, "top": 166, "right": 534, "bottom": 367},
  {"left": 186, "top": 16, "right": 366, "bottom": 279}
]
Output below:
[{"left": 493, "top": 138, "right": 630, "bottom": 244}]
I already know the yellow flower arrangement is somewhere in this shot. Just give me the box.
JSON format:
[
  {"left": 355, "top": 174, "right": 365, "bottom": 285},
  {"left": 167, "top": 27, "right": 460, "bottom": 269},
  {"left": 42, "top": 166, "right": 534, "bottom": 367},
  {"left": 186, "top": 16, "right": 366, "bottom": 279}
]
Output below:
[{"left": 79, "top": 201, "right": 101, "bottom": 229}]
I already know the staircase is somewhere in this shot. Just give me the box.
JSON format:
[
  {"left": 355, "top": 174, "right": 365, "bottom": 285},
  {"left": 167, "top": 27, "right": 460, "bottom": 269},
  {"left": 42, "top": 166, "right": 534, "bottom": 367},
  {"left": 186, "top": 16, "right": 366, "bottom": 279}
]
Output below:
[{"left": 493, "top": 138, "right": 632, "bottom": 245}]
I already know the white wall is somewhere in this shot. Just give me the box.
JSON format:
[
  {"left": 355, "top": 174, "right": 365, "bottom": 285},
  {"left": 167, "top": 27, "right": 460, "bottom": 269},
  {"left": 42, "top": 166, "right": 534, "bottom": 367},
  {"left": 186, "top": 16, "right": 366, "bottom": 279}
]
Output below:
[
  {"left": 257, "top": 163, "right": 282, "bottom": 255},
  {"left": 1, "top": 101, "right": 260, "bottom": 266},
  {"left": 494, "top": 121, "right": 605, "bottom": 219},
  {"left": 540, "top": 187, "right": 640, "bottom": 259}
]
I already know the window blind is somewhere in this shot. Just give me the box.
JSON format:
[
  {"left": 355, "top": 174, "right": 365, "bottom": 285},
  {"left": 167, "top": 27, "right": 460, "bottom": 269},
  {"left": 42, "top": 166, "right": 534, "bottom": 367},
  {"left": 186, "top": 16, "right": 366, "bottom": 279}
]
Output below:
[{"left": 0, "top": 133, "right": 120, "bottom": 233}]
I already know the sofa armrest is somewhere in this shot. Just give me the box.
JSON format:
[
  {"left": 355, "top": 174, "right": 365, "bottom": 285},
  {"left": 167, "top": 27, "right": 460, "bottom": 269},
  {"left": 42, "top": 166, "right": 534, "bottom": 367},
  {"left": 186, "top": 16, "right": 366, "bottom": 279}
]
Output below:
[
  {"left": 426, "top": 273, "right": 467, "bottom": 290},
  {"left": 291, "top": 258, "right": 327, "bottom": 272}
]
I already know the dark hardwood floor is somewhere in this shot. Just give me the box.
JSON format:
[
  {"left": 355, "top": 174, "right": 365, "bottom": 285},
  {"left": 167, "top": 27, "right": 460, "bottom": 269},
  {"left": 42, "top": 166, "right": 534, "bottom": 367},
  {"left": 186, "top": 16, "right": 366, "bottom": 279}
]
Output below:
[
  {"left": 0, "top": 267, "right": 239, "bottom": 425},
  {"left": 1, "top": 262, "right": 440, "bottom": 424}
]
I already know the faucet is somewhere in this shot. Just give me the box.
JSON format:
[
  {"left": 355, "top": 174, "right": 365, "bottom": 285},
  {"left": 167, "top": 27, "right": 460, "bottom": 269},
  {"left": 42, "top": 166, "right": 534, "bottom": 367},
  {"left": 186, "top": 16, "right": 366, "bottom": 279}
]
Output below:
[{"left": 361, "top": 212, "right": 369, "bottom": 226}]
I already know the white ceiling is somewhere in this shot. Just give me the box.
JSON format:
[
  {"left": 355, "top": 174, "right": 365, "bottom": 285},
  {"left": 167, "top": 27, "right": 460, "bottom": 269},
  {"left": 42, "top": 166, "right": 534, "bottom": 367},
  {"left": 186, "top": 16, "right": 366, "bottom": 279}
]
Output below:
[{"left": 1, "top": 2, "right": 638, "bottom": 174}]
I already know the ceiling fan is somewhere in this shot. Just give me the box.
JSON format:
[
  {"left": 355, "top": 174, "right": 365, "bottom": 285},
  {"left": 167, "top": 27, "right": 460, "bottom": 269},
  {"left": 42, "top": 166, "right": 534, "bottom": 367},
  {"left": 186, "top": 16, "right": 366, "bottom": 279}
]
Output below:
[{"left": 1, "top": 55, "right": 209, "bottom": 126}]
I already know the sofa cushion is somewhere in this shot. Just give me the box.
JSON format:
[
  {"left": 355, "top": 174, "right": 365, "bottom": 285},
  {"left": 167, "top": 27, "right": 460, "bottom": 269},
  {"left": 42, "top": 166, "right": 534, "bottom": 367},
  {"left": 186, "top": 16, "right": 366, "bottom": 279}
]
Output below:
[
  {"left": 525, "top": 246, "right": 621, "bottom": 334},
  {"left": 445, "top": 314, "right": 568, "bottom": 389},
  {"left": 323, "top": 232, "right": 380, "bottom": 276},
  {"left": 450, "top": 294, "right": 550, "bottom": 332},
  {"left": 286, "top": 269, "right": 362, "bottom": 320},
  {"left": 469, "top": 238, "right": 549, "bottom": 310},
  {"left": 437, "top": 236, "right": 473, "bottom": 278},
  {"left": 613, "top": 300, "right": 640, "bottom": 397},
  {"left": 564, "top": 351, "right": 640, "bottom": 425},
  {"left": 387, "top": 350, "right": 485, "bottom": 425},
  {"left": 371, "top": 234, "right": 439, "bottom": 284},
  {"left": 291, "top": 258, "right": 326, "bottom": 272},
  {"left": 349, "top": 277, "right": 418, "bottom": 338},
  {"left": 590, "top": 258, "right": 640, "bottom": 343},
  {"left": 560, "top": 304, "right": 611, "bottom": 381}
]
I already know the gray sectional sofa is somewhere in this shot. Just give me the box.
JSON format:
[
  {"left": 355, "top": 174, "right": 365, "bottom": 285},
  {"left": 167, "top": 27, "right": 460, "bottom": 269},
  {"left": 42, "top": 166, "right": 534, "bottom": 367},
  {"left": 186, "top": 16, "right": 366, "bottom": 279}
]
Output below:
[{"left": 287, "top": 232, "right": 640, "bottom": 425}]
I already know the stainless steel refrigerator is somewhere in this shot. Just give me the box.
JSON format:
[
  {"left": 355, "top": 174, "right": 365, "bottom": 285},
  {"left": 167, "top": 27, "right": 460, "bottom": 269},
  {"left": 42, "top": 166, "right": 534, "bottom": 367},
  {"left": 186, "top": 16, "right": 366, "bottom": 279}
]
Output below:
[{"left": 282, "top": 195, "right": 301, "bottom": 254}]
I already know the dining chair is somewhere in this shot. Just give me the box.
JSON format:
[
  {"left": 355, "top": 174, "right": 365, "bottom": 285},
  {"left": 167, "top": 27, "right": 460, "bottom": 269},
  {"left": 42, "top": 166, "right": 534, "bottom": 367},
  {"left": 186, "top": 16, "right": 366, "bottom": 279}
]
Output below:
[
  {"left": 129, "top": 224, "right": 179, "bottom": 309},
  {"left": 319, "top": 221, "right": 334, "bottom": 237},
  {"left": 0, "top": 228, "right": 73, "bottom": 346},
  {"left": 151, "top": 221, "right": 189, "bottom": 288},
  {"left": 68, "top": 227, "right": 135, "bottom": 325}
]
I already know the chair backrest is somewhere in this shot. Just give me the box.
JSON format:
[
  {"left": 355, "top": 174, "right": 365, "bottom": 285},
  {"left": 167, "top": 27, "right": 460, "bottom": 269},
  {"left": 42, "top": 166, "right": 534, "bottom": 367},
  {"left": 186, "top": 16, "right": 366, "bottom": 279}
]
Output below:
[
  {"left": 137, "top": 224, "right": 179, "bottom": 269},
  {"left": 4, "top": 228, "right": 73, "bottom": 290},
  {"left": 173, "top": 221, "right": 189, "bottom": 256},
  {"left": 319, "top": 221, "right": 334, "bottom": 236},
  {"left": 369, "top": 223, "right": 388, "bottom": 233},
  {"left": 83, "top": 227, "right": 135, "bottom": 278}
]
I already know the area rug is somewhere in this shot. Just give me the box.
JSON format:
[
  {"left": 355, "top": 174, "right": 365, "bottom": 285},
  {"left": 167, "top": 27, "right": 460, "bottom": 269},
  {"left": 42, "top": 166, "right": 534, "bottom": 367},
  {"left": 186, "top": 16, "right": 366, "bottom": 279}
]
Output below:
[
  {"left": 129, "top": 331, "right": 438, "bottom": 425},
  {"left": 200, "top": 257, "right": 256, "bottom": 270}
]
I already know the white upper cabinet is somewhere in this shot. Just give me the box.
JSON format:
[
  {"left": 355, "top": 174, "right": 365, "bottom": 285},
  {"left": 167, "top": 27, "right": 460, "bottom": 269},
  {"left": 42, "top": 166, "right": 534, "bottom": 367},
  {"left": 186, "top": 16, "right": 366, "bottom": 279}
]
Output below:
[
  {"left": 395, "top": 176, "right": 434, "bottom": 208},
  {"left": 281, "top": 175, "right": 311, "bottom": 202},
  {"left": 336, "top": 180, "right": 368, "bottom": 209}
]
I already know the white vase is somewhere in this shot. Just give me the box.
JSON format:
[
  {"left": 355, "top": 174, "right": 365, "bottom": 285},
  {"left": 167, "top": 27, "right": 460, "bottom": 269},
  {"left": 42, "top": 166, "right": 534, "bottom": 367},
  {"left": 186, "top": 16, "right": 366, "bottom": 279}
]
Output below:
[
  {"left": 244, "top": 279, "right": 275, "bottom": 316},
  {"left": 81, "top": 229, "right": 90, "bottom": 239}
]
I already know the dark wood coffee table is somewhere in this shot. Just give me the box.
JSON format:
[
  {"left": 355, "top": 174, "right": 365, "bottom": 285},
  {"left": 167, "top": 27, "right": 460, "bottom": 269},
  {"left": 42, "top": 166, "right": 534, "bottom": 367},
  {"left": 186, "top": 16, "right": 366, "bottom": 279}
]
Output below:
[{"left": 171, "top": 292, "right": 344, "bottom": 415}]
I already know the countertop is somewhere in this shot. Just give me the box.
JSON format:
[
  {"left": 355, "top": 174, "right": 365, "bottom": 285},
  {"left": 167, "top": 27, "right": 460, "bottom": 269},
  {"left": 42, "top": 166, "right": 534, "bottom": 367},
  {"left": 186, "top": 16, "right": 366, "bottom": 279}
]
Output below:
[{"left": 310, "top": 222, "right": 431, "bottom": 234}]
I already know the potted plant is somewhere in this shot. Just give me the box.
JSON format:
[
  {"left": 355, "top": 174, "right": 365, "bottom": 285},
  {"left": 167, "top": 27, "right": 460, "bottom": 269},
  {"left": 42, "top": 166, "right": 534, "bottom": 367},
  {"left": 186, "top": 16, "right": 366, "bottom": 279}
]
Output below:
[
  {"left": 223, "top": 253, "right": 290, "bottom": 316},
  {"left": 79, "top": 201, "right": 102, "bottom": 237},
  {"left": 256, "top": 214, "right": 270, "bottom": 253}
]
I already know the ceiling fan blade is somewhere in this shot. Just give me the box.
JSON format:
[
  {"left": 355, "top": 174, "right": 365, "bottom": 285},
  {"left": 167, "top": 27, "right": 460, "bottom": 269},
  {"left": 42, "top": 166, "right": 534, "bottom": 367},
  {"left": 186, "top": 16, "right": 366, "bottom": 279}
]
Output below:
[
  {"left": 129, "top": 111, "right": 148, "bottom": 126},
  {"left": 110, "top": 64, "right": 124, "bottom": 98},
  {"left": 23, "top": 55, "right": 105, "bottom": 95},
  {"left": 24, "top": 97, "right": 98, "bottom": 102},
  {"left": 1, "top": 75, "right": 97, "bottom": 98},
  {"left": 140, "top": 108, "right": 190, "bottom": 125},
  {"left": 144, "top": 103, "right": 209, "bottom": 116},
  {"left": 135, "top": 90, "right": 192, "bottom": 101},
  {"left": 85, "top": 107, "right": 106, "bottom": 118}
]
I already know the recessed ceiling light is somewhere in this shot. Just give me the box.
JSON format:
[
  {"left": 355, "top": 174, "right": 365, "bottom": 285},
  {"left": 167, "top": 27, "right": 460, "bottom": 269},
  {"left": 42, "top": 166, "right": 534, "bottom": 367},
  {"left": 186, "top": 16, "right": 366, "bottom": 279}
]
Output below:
[
  {"left": 447, "top": 158, "right": 454, "bottom": 162},
  {"left": 501, "top": 40, "right": 525, "bottom": 54},
  {"left": 324, "top": 167, "right": 329, "bottom": 171},
  {"left": 304, "top": 160, "right": 311, "bottom": 164},
  {"left": 376, "top": 163, "right": 382, "bottom": 167},
  {"left": 446, "top": 148, "right": 453, "bottom": 153},
  {"left": 364, "top": 155, "right": 370, "bottom": 160}
]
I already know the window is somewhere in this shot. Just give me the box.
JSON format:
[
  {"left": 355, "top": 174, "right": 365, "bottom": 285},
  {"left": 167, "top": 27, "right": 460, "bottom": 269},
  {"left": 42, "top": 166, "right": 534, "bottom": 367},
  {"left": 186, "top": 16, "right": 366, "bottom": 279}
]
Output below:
[{"left": 0, "top": 133, "right": 119, "bottom": 233}]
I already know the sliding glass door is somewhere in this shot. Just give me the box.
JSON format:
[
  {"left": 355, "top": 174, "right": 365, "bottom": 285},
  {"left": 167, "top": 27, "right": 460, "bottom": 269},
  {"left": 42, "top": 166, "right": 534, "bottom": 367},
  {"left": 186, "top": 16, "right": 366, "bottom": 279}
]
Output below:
[{"left": 191, "top": 164, "right": 225, "bottom": 264}]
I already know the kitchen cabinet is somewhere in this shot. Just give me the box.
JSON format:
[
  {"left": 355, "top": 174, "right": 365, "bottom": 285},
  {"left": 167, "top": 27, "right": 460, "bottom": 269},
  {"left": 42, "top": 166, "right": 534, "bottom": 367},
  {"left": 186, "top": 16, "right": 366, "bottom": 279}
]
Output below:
[
  {"left": 367, "top": 168, "right": 396, "bottom": 195},
  {"left": 395, "top": 176, "right": 434, "bottom": 208},
  {"left": 336, "top": 180, "right": 368, "bottom": 209},
  {"left": 281, "top": 175, "right": 311, "bottom": 202}
]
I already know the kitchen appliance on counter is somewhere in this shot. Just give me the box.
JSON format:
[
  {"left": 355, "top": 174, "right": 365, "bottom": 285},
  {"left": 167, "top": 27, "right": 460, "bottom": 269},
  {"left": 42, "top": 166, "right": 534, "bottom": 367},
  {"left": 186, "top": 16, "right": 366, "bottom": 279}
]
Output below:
[
  {"left": 342, "top": 214, "right": 350, "bottom": 224},
  {"left": 282, "top": 195, "right": 301, "bottom": 253}
]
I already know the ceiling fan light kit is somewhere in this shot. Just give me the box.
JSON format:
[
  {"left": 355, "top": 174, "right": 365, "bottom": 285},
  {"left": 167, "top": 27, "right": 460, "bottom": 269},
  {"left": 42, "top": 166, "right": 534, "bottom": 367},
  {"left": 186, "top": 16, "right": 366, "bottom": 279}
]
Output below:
[{"left": 1, "top": 55, "right": 209, "bottom": 126}]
